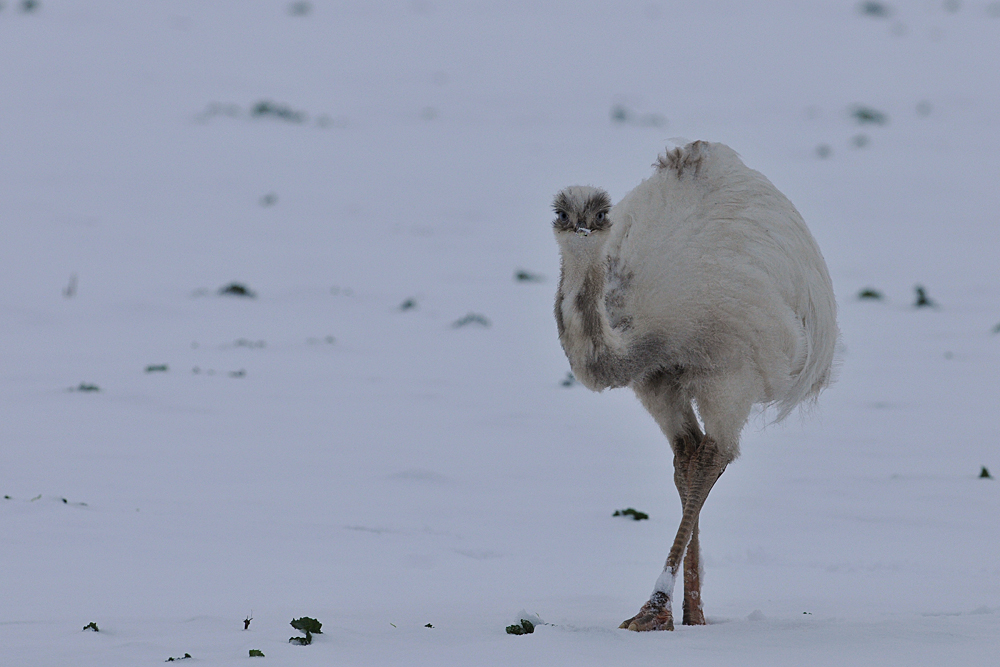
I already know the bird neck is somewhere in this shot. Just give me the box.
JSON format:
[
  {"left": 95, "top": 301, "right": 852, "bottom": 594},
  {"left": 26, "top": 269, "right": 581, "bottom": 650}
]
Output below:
[{"left": 556, "top": 240, "right": 629, "bottom": 390}]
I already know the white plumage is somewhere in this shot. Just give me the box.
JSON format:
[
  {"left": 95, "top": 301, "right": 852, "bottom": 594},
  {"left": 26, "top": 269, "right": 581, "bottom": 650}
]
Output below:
[{"left": 552, "top": 140, "right": 838, "bottom": 631}]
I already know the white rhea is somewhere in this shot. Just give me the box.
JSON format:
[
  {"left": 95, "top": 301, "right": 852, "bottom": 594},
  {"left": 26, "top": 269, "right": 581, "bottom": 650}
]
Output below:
[{"left": 552, "top": 141, "right": 838, "bottom": 631}]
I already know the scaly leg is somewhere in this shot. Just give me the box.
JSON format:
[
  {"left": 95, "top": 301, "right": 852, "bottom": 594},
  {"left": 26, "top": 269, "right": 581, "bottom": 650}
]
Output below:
[
  {"left": 682, "top": 517, "right": 705, "bottom": 625},
  {"left": 672, "top": 424, "right": 708, "bottom": 625},
  {"left": 620, "top": 435, "right": 728, "bottom": 631}
]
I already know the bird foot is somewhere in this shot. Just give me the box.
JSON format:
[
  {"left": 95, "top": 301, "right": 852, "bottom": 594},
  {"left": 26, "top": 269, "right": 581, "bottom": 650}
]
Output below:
[
  {"left": 682, "top": 604, "right": 706, "bottom": 626},
  {"left": 682, "top": 589, "right": 706, "bottom": 625},
  {"left": 619, "top": 592, "right": 674, "bottom": 631}
]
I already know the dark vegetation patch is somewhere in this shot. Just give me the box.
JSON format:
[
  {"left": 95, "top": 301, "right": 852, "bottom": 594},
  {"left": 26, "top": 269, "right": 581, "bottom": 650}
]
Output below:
[
  {"left": 852, "top": 106, "right": 888, "bottom": 125},
  {"left": 561, "top": 372, "right": 576, "bottom": 387},
  {"left": 72, "top": 383, "right": 100, "bottom": 392},
  {"left": 145, "top": 364, "right": 169, "bottom": 373},
  {"left": 614, "top": 508, "right": 649, "bottom": 521},
  {"left": 219, "top": 282, "right": 256, "bottom": 298},
  {"left": 82, "top": 622, "right": 99, "bottom": 632},
  {"left": 399, "top": 297, "right": 418, "bottom": 311},
  {"left": 913, "top": 285, "right": 934, "bottom": 308},
  {"left": 858, "top": 1, "right": 891, "bottom": 17},
  {"left": 197, "top": 101, "right": 345, "bottom": 128},
  {"left": 505, "top": 619, "right": 535, "bottom": 635},
  {"left": 610, "top": 104, "right": 666, "bottom": 127},
  {"left": 981, "top": 466, "right": 993, "bottom": 479},
  {"left": 452, "top": 313, "right": 490, "bottom": 328},
  {"left": 858, "top": 288, "right": 883, "bottom": 300},
  {"left": 165, "top": 654, "right": 191, "bottom": 662},
  {"left": 251, "top": 100, "right": 306, "bottom": 123},
  {"left": 515, "top": 269, "right": 544, "bottom": 283},
  {"left": 249, "top": 649, "right": 265, "bottom": 657},
  {"left": 289, "top": 616, "right": 322, "bottom": 645}
]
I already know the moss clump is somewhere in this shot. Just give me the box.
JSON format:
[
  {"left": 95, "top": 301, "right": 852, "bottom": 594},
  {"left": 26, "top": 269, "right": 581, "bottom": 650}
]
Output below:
[
  {"left": 858, "top": 1, "right": 890, "bottom": 17},
  {"left": 291, "top": 617, "right": 322, "bottom": 634},
  {"left": 506, "top": 619, "right": 535, "bottom": 635},
  {"left": 289, "top": 616, "right": 322, "bottom": 645},
  {"left": 858, "top": 288, "right": 883, "bottom": 300},
  {"left": 452, "top": 313, "right": 491, "bottom": 328},
  {"left": 514, "top": 269, "right": 544, "bottom": 283},
  {"left": 82, "top": 622, "right": 99, "bottom": 632},
  {"left": 614, "top": 508, "right": 649, "bottom": 521},
  {"left": 249, "top": 649, "right": 265, "bottom": 657},
  {"left": 852, "top": 106, "right": 888, "bottom": 125},
  {"left": 914, "top": 285, "right": 934, "bottom": 308},
  {"left": 219, "top": 283, "right": 256, "bottom": 298},
  {"left": 981, "top": 466, "right": 993, "bottom": 479},
  {"left": 251, "top": 100, "right": 306, "bottom": 123}
]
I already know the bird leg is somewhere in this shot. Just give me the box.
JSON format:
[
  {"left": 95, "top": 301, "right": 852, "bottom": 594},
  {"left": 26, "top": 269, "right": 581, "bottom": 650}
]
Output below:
[
  {"left": 620, "top": 435, "right": 728, "bottom": 631},
  {"left": 682, "top": 517, "right": 705, "bottom": 626},
  {"left": 673, "top": 428, "right": 707, "bottom": 625}
]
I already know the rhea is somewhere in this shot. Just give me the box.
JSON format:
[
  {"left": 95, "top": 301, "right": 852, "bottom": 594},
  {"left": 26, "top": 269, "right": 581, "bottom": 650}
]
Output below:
[{"left": 552, "top": 141, "right": 838, "bottom": 631}]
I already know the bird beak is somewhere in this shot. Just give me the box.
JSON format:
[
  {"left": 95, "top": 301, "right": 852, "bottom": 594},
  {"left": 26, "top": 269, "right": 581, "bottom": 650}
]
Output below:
[{"left": 575, "top": 227, "right": 592, "bottom": 237}]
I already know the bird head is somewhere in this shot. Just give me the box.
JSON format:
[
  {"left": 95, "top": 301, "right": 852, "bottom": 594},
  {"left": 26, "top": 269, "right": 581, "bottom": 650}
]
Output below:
[{"left": 552, "top": 186, "right": 612, "bottom": 237}]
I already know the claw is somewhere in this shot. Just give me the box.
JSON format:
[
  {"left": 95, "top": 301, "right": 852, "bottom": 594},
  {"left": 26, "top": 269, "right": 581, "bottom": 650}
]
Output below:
[{"left": 619, "top": 592, "right": 674, "bottom": 631}]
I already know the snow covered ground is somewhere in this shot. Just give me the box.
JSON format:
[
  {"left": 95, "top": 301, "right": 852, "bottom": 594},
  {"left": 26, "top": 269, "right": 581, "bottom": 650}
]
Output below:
[{"left": 3, "top": 1, "right": 1000, "bottom": 664}]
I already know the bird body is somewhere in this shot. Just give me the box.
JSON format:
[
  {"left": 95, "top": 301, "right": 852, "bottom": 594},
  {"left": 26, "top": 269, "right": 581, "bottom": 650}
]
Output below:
[{"left": 552, "top": 141, "right": 838, "bottom": 630}]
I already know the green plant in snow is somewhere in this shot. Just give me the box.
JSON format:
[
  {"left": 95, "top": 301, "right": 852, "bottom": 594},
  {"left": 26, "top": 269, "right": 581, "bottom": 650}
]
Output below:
[
  {"left": 289, "top": 616, "right": 322, "bottom": 645},
  {"left": 219, "top": 282, "right": 256, "bottom": 298},
  {"left": 914, "top": 285, "right": 934, "bottom": 308},
  {"left": 852, "top": 106, "right": 888, "bottom": 125},
  {"left": 505, "top": 619, "right": 535, "bottom": 635}
]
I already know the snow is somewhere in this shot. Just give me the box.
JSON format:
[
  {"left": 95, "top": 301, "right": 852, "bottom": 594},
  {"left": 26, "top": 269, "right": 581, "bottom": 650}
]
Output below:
[
  {"left": 653, "top": 568, "right": 676, "bottom": 600},
  {"left": 2, "top": 1, "right": 1000, "bottom": 665}
]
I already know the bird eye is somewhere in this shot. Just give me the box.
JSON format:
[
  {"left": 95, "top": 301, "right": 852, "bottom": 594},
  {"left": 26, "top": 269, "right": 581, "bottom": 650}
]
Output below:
[
  {"left": 596, "top": 212, "right": 606, "bottom": 222},
  {"left": 557, "top": 211, "right": 568, "bottom": 221}
]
